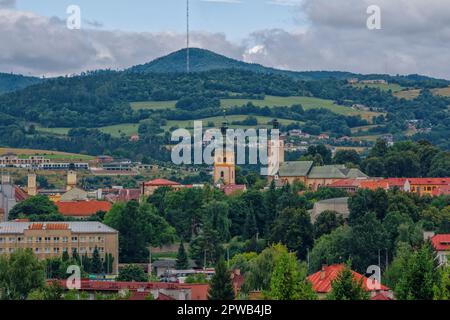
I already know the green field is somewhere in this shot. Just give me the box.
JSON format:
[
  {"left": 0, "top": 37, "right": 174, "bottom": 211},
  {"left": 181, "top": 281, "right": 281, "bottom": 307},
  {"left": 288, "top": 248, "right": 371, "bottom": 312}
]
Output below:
[
  {"left": 0, "top": 147, "right": 94, "bottom": 161},
  {"left": 99, "top": 123, "right": 140, "bottom": 137},
  {"left": 394, "top": 89, "right": 421, "bottom": 100},
  {"left": 352, "top": 83, "right": 404, "bottom": 92},
  {"left": 131, "top": 95, "right": 381, "bottom": 122},
  {"left": 131, "top": 100, "right": 178, "bottom": 110}
]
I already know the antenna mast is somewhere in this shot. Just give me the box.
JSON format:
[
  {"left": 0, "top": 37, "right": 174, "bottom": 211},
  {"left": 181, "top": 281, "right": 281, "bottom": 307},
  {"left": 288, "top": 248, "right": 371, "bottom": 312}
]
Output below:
[{"left": 186, "top": 0, "right": 190, "bottom": 73}]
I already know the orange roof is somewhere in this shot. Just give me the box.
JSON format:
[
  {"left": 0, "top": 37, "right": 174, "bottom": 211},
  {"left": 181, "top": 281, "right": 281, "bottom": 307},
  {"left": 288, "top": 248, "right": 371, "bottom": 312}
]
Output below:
[
  {"left": 407, "top": 178, "right": 450, "bottom": 185},
  {"left": 431, "top": 234, "right": 450, "bottom": 251},
  {"left": 360, "top": 180, "right": 390, "bottom": 190},
  {"left": 307, "top": 264, "right": 390, "bottom": 294},
  {"left": 144, "top": 179, "right": 181, "bottom": 187},
  {"left": 328, "top": 179, "right": 362, "bottom": 188},
  {"left": 56, "top": 201, "right": 112, "bottom": 217},
  {"left": 385, "top": 178, "right": 408, "bottom": 187}
]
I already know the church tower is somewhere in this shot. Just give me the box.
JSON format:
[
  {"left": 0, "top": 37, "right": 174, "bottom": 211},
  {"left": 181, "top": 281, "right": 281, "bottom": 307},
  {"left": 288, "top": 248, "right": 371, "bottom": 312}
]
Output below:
[
  {"left": 213, "top": 121, "right": 236, "bottom": 185},
  {"left": 267, "top": 119, "right": 285, "bottom": 177}
]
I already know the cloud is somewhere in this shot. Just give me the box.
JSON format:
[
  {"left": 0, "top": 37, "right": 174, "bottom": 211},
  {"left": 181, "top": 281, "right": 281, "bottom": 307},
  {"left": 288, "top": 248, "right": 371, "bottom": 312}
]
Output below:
[
  {"left": 0, "top": 8, "right": 243, "bottom": 76},
  {"left": 1, "top": 0, "right": 450, "bottom": 79},
  {"left": 0, "top": 0, "right": 15, "bottom": 8}
]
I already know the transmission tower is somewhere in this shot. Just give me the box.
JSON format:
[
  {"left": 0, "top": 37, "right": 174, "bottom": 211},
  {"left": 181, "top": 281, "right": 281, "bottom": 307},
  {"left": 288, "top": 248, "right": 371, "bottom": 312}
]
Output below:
[{"left": 186, "top": 0, "right": 190, "bottom": 73}]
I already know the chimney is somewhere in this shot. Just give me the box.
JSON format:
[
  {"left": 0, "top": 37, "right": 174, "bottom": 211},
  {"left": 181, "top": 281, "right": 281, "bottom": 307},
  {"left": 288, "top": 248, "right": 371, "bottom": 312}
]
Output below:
[
  {"left": 320, "top": 265, "right": 327, "bottom": 280},
  {"left": 27, "top": 174, "right": 37, "bottom": 196},
  {"left": 66, "top": 171, "right": 77, "bottom": 191}
]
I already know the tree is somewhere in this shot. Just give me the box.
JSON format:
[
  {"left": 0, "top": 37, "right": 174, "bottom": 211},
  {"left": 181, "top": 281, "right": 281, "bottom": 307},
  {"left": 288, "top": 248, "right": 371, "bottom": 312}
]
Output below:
[
  {"left": 269, "top": 207, "right": 313, "bottom": 260},
  {"left": 327, "top": 264, "right": 369, "bottom": 300},
  {"left": 104, "top": 201, "right": 176, "bottom": 263},
  {"left": 268, "top": 250, "right": 316, "bottom": 300},
  {"left": 9, "top": 195, "right": 61, "bottom": 221},
  {"left": 333, "top": 150, "right": 361, "bottom": 166},
  {"left": 202, "top": 201, "right": 231, "bottom": 241},
  {"left": 314, "top": 211, "right": 345, "bottom": 238},
  {"left": 176, "top": 242, "right": 189, "bottom": 270},
  {"left": 91, "top": 247, "right": 103, "bottom": 274},
  {"left": 117, "top": 265, "right": 147, "bottom": 282},
  {"left": 0, "top": 249, "right": 45, "bottom": 300},
  {"left": 395, "top": 243, "right": 440, "bottom": 300},
  {"left": 208, "top": 258, "right": 235, "bottom": 300}
]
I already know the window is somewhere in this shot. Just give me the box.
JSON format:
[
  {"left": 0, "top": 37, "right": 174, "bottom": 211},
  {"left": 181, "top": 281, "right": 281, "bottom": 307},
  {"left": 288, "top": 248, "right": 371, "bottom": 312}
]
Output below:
[
  {"left": 35, "top": 248, "right": 40, "bottom": 253},
  {"left": 98, "top": 237, "right": 103, "bottom": 242},
  {"left": 63, "top": 237, "right": 68, "bottom": 243},
  {"left": 89, "top": 237, "right": 95, "bottom": 242},
  {"left": 0, "top": 237, "right": 4, "bottom": 243},
  {"left": 0, "top": 248, "right": 3, "bottom": 253},
  {"left": 45, "top": 248, "right": 50, "bottom": 253},
  {"left": 80, "top": 237, "right": 86, "bottom": 243},
  {"left": 8, "top": 237, "right": 16, "bottom": 243},
  {"left": 72, "top": 237, "right": 78, "bottom": 243},
  {"left": 27, "top": 237, "right": 33, "bottom": 243},
  {"left": 53, "top": 248, "right": 60, "bottom": 253},
  {"left": 17, "top": 237, "right": 23, "bottom": 243},
  {"left": 54, "top": 237, "right": 60, "bottom": 243}
]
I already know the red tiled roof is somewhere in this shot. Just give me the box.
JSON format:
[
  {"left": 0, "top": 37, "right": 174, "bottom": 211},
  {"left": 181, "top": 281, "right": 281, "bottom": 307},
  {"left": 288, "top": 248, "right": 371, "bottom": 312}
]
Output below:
[
  {"left": 408, "top": 178, "right": 450, "bottom": 185},
  {"left": 56, "top": 201, "right": 112, "bottom": 217},
  {"left": 55, "top": 280, "right": 209, "bottom": 300},
  {"left": 14, "top": 186, "right": 29, "bottom": 202},
  {"left": 144, "top": 179, "right": 181, "bottom": 187},
  {"left": 385, "top": 178, "right": 408, "bottom": 187},
  {"left": 431, "top": 234, "right": 450, "bottom": 251},
  {"left": 360, "top": 180, "right": 390, "bottom": 190},
  {"left": 328, "top": 179, "right": 361, "bottom": 188},
  {"left": 307, "top": 264, "right": 390, "bottom": 294},
  {"left": 157, "top": 293, "right": 176, "bottom": 300}
]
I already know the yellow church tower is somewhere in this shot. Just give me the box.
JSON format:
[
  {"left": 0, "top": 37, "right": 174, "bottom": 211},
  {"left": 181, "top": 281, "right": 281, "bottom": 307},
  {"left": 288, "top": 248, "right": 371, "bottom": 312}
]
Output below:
[
  {"left": 267, "top": 119, "right": 285, "bottom": 177},
  {"left": 213, "top": 121, "right": 236, "bottom": 185}
]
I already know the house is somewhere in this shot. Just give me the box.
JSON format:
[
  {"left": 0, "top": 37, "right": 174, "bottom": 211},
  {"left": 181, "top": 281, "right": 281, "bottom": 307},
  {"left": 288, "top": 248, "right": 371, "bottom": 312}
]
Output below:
[
  {"left": 55, "top": 280, "right": 209, "bottom": 300},
  {"left": 310, "top": 198, "right": 350, "bottom": 223},
  {"left": 407, "top": 178, "right": 450, "bottom": 197},
  {"left": 55, "top": 201, "right": 112, "bottom": 219},
  {"left": 59, "top": 187, "right": 89, "bottom": 202},
  {"left": 141, "top": 178, "right": 186, "bottom": 196},
  {"left": 318, "top": 134, "right": 330, "bottom": 140},
  {"left": 0, "top": 221, "right": 119, "bottom": 273},
  {"left": 307, "top": 264, "right": 392, "bottom": 300},
  {"left": 273, "top": 161, "right": 368, "bottom": 191},
  {"left": 431, "top": 234, "right": 450, "bottom": 266}
]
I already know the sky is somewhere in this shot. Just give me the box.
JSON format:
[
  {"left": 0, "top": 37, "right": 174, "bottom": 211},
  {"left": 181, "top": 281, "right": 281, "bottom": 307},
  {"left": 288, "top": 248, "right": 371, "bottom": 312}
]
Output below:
[{"left": 1, "top": 0, "right": 450, "bottom": 79}]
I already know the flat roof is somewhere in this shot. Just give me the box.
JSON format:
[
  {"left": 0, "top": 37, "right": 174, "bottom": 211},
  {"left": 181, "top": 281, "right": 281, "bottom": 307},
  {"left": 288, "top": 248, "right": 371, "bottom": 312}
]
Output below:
[{"left": 0, "top": 222, "right": 118, "bottom": 234}]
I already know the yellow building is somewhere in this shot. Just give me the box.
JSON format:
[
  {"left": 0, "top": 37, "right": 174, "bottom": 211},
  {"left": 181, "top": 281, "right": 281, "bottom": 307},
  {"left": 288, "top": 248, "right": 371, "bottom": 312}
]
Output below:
[
  {"left": 0, "top": 221, "right": 119, "bottom": 274},
  {"left": 213, "top": 122, "right": 236, "bottom": 185}
]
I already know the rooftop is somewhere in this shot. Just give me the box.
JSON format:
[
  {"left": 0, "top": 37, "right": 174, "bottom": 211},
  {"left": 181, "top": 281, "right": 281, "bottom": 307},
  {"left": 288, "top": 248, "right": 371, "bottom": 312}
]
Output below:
[
  {"left": 278, "top": 161, "right": 314, "bottom": 177},
  {"left": 307, "top": 264, "right": 390, "bottom": 294},
  {"left": 144, "top": 179, "right": 181, "bottom": 187},
  {"left": 55, "top": 201, "right": 112, "bottom": 217},
  {"left": 0, "top": 221, "right": 117, "bottom": 234},
  {"left": 432, "top": 234, "right": 450, "bottom": 251}
]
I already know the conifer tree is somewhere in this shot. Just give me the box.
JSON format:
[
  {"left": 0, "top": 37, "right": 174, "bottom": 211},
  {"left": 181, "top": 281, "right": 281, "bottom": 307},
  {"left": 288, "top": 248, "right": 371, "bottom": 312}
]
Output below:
[
  {"left": 208, "top": 258, "right": 235, "bottom": 300},
  {"left": 176, "top": 241, "right": 189, "bottom": 270}
]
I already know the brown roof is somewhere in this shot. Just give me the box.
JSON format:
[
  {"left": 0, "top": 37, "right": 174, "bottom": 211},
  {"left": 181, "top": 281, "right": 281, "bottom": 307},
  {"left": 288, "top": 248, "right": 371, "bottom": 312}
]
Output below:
[{"left": 56, "top": 201, "right": 112, "bottom": 217}]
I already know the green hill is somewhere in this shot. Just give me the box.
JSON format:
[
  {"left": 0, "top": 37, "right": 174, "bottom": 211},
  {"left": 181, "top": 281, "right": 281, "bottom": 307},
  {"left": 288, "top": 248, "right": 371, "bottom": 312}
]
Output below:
[
  {"left": 128, "top": 48, "right": 356, "bottom": 80},
  {"left": 0, "top": 73, "right": 43, "bottom": 94}
]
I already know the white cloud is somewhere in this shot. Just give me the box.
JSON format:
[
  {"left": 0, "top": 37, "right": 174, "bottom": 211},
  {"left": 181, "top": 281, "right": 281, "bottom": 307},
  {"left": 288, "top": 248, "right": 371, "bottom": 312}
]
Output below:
[{"left": 1, "top": 0, "right": 450, "bottom": 79}]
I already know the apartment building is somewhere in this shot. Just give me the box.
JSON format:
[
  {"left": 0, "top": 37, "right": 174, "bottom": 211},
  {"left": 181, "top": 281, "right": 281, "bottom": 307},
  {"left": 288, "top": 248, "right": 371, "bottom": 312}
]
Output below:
[{"left": 0, "top": 221, "right": 119, "bottom": 274}]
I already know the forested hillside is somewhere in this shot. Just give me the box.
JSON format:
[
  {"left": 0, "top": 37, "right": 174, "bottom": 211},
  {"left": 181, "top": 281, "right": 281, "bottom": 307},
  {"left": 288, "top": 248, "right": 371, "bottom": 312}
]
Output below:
[{"left": 0, "top": 73, "right": 43, "bottom": 94}]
